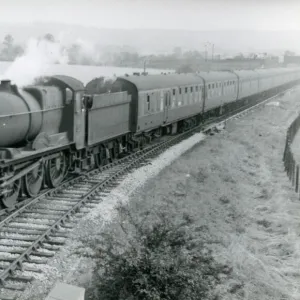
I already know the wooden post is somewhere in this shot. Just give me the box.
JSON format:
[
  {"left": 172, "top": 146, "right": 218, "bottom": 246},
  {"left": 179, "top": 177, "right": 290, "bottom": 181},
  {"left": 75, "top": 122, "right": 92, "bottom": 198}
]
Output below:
[
  {"left": 288, "top": 150, "right": 292, "bottom": 180},
  {"left": 296, "top": 165, "right": 299, "bottom": 193},
  {"left": 292, "top": 159, "right": 295, "bottom": 186},
  {"left": 285, "top": 147, "right": 288, "bottom": 172},
  {"left": 283, "top": 139, "right": 288, "bottom": 162},
  {"left": 287, "top": 148, "right": 291, "bottom": 175}
]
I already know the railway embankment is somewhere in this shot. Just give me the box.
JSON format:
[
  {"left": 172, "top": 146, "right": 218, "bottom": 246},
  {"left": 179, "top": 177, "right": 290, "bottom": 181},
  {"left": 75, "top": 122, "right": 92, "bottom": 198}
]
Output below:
[
  {"left": 112, "top": 87, "right": 300, "bottom": 300},
  {"left": 19, "top": 87, "right": 300, "bottom": 300}
]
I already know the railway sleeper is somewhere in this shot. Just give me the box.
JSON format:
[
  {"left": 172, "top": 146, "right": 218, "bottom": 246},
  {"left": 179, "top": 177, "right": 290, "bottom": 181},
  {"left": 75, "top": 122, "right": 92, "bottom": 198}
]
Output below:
[
  {"left": 38, "top": 243, "right": 60, "bottom": 251},
  {"left": 33, "top": 204, "right": 73, "bottom": 211},
  {"left": 0, "top": 228, "right": 47, "bottom": 236},
  {"left": 86, "top": 199, "right": 102, "bottom": 203},
  {"left": 31, "top": 251, "right": 55, "bottom": 258},
  {"left": 0, "top": 235, "right": 44, "bottom": 242},
  {"left": 43, "top": 196, "right": 81, "bottom": 202},
  {"left": 23, "top": 209, "right": 68, "bottom": 215},
  {"left": 0, "top": 294, "right": 17, "bottom": 300},
  {"left": 26, "top": 257, "right": 48, "bottom": 265},
  {"left": 18, "top": 213, "right": 61, "bottom": 221},
  {"left": 0, "top": 257, "right": 46, "bottom": 265},
  {"left": 37, "top": 201, "right": 76, "bottom": 209},
  {"left": 70, "top": 185, "right": 93, "bottom": 190},
  {"left": 84, "top": 204, "right": 99, "bottom": 209},
  {"left": 10, "top": 218, "right": 55, "bottom": 225},
  {"left": 0, "top": 283, "right": 26, "bottom": 291},
  {"left": 59, "top": 224, "right": 73, "bottom": 229},
  {"left": 2, "top": 228, "right": 69, "bottom": 238},
  {"left": 0, "top": 248, "right": 54, "bottom": 258},
  {"left": 58, "top": 190, "right": 88, "bottom": 196},
  {"left": 74, "top": 213, "right": 86, "bottom": 218},
  {"left": 2, "top": 223, "right": 49, "bottom": 231},
  {"left": 6, "top": 275, "right": 34, "bottom": 283}
]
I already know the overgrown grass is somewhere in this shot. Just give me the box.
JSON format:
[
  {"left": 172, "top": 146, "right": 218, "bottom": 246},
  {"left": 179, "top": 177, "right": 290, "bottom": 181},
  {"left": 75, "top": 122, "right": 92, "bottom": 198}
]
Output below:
[{"left": 83, "top": 199, "right": 229, "bottom": 300}]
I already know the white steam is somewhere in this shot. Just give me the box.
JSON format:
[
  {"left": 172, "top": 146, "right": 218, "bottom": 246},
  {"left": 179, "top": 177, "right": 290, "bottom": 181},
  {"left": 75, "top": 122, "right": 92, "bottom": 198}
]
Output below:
[{"left": 1, "top": 38, "right": 69, "bottom": 86}]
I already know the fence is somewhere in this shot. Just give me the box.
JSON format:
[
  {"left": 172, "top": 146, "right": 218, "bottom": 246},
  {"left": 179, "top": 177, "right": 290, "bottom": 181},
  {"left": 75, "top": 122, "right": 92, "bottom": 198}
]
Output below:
[{"left": 283, "top": 113, "right": 300, "bottom": 193}]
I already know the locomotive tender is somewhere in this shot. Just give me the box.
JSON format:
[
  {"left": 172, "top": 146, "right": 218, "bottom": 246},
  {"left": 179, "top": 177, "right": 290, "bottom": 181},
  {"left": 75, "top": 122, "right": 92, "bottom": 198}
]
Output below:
[{"left": 0, "top": 68, "right": 299, "bottom": 208}]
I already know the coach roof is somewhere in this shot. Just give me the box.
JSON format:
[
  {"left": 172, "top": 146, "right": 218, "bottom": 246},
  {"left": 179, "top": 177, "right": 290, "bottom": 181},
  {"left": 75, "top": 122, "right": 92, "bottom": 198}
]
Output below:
[
  {"left": 196, "top": 71, "right": 237, "bottom": 82},
  {"left": 117, "top": 73, "right": 204, "bottom": 91}
]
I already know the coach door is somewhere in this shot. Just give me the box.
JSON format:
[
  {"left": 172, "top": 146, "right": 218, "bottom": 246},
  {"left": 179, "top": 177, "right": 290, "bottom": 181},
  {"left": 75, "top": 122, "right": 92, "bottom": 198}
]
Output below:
[{"left": 163, "top": 90, "right": 170, "bottom": 124}]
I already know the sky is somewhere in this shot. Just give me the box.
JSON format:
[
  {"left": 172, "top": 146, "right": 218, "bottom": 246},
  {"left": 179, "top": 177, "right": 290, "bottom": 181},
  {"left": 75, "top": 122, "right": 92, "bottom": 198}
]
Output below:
[{"left": 0, "top": 0, "right": 300, "bottom": 31}]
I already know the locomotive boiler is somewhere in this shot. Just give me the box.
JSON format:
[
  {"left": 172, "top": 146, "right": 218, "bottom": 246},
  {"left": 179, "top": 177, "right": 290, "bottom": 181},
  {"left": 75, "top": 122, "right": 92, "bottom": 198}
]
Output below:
[{"left": 0, "top": 79, "right": 65, "bottom": 148}]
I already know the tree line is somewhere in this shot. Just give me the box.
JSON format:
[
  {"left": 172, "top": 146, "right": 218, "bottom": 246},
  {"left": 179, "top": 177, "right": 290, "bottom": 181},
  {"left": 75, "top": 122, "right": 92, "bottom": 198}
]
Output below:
[
  {"left": 0, "top": 33, "right": 209, "bottom": 67},
  {"left": 0, "top": 33, "right": 295, "bottom": 70}
]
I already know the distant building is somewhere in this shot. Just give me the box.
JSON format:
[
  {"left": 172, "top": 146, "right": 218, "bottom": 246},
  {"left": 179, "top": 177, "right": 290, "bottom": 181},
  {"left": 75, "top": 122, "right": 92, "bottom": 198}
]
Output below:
[{"left": 284, "top": 55, "right": 300, "bottom": 65}]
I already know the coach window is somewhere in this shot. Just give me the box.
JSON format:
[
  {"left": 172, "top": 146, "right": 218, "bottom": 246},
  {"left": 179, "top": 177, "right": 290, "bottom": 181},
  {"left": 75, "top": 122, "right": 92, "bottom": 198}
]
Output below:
[
  {"left": 199, "top": 86, "right": 202, "bottom": 101},
  {"left": 185, "top": 87, "right": 188, "bottom": 93},
  {"left": 147, "top": 95, "right": 150, "bottom": 111},
  {"left": 172, "top": 89, "right": 176, "bottom": 107},
  {"left": 178, "top": 88, "right": 181, "bottom": 106},
  {"left": 156, "top": 92, "right": 160, "bottom": 112},
  {"left": 160, "top": 91, "right": 164, "bottom": 111}
]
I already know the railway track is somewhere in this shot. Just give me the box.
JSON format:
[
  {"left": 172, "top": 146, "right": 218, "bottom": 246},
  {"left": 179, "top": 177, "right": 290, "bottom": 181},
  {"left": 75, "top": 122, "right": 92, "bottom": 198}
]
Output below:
[{"left": 0, "top": 87, "right": 295, "bottom": 300}]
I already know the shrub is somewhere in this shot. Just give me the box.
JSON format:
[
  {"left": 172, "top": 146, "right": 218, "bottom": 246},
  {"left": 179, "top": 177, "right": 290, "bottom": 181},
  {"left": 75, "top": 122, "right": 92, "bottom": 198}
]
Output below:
[
  {"left": 85, "top": 202, "right": 227, "bottom": 300},
  {"left": 176, "top": 64, "right": 194, "bottom": 74}
]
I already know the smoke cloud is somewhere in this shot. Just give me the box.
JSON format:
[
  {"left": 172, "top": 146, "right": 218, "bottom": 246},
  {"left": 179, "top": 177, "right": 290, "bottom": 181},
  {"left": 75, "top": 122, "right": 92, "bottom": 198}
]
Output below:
[{"left": 1, "top": 38, "right": 69, "bottom": 86}]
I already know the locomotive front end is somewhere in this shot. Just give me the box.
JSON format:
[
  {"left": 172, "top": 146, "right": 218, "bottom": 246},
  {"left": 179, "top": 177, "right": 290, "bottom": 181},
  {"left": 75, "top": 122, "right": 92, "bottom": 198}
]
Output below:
[
  {"left": 0, "top": 79, "right": 67, "bottom": 150},
  {"left": 0, "top": 80, "right": 43, "bottom": 147}
]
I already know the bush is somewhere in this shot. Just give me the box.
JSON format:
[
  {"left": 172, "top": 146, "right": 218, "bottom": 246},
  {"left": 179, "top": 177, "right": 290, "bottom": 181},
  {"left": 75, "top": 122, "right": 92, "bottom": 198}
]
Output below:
[
  {"left": 176, "top": 65, "right": 194, "bottom": 74},
  {"left": 85, "top": 202, "right": 227, "bottom": 300}
]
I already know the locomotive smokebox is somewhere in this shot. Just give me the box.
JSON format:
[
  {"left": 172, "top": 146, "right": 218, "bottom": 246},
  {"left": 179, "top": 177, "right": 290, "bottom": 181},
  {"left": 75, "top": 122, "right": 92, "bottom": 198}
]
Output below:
[
  {"left": 0, "top": 80, "right": 11, "bottom": 92},
  {"left": 0, "top": 87, "right": 43, "bottom": 147}
]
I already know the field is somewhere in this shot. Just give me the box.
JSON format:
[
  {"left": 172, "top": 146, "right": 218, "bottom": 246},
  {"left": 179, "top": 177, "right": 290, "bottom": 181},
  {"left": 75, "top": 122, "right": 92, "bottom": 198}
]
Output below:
[{"left": 15, "top": 86, "right": 300, "bottom": 300}]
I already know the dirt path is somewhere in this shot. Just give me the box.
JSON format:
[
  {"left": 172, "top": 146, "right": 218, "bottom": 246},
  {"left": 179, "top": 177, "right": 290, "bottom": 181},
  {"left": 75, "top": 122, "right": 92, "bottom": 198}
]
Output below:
[{"left": 19, "top": 87, "right": 300, "bottom": 300}]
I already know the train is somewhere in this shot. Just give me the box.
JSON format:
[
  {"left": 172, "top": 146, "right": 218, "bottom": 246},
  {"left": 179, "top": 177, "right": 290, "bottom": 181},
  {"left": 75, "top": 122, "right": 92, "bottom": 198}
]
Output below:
[{"left": 0, "top": 68, "right": 299, "bottom": 209}]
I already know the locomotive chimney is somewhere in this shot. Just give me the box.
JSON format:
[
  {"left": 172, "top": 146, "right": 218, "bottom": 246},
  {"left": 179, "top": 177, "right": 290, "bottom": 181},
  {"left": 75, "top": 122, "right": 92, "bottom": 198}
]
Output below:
[{"left": 0, "top": 80, "right": 11, "bottom": 92}]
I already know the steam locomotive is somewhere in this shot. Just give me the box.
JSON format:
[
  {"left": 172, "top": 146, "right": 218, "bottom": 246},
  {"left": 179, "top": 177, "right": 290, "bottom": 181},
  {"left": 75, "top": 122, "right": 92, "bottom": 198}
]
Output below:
[{"left": 0, "top": 68, "right": 299, "bottom": 209}]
